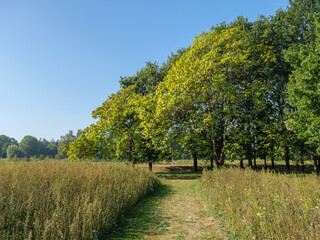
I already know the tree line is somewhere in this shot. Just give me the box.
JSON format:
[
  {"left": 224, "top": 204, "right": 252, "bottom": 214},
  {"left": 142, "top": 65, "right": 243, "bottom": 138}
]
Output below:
[
  {"left": 67, "top": 0, "right": 320, "bottom": 172},
  {"left": 0, "top": 130, "right": 81, "bottom": 160}
]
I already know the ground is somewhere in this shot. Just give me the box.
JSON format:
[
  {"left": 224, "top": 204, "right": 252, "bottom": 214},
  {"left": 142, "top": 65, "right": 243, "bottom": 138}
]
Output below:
[{"left": 107, "top": 165, "right": 227, "bottom": 240}]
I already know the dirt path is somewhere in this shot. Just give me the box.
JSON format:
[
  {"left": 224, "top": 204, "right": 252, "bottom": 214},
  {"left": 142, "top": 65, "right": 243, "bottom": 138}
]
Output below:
[
  {"left": 107, "top": 170, "right": 227, "bottom": 240},
  {"left": 143, "top": 179, "right": 226, "bottom": 240}
]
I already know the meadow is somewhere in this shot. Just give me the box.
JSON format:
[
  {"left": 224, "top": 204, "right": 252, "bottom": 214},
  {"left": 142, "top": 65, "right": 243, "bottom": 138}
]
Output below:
[
  {"left": 1, "top": 158, "right": 320, "bottom": 239},
  {"left": 202, "top": 167, "right": 320, "bottom": 239},
  {"left": 0, "top": 160, "right": 160, "bottom": 239}
]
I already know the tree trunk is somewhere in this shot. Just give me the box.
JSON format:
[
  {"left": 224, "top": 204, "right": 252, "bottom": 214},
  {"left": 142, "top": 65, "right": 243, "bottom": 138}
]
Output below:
[
  {"left": 271, "top": 140, "right": 275, "bottom": 169},
  {"left": 149, "top": 161, "right": 153, "bottom": 171},
  {"left": 247, "top": 144, "right": 253, "bottom": 169},
  {"left": 301, "top": 155, "right": 305, "bottom": 173},
  {"left": 301, "top": 161, "right": 305, "bottom": 173},
  {"left": 128, "top": 140, "right": 133, "bottom": 164},
  {"left": 221, "top": 152, "right": 225, "bottom": 167},
  {"left": 215, "top": 154, "right": 220, "bottom": 168},
  {"left": 271, "top": 156, "right": 275, "bottom": 169},
  {"left": 192, "top": 152, "right": 198, "bottom": 172},
  {"left": 240, "top": 156, "right": 244, "bottom": 169},
  {"left": 285, "top": 145, "right": 291, "bottom": 171},
  {"left": 313, "top": 155, "right": 317, "bottom": 173},
  {"left": 248, "top": 155, "right": 253, "bottom": 169},
  {"left": 313, "top": 155, "right": 320, "bottom": 175},
  {"left": 264, "top": 156, "right": 267, "bottom": 171},
  {"left": 210, "top": 156, "right": 214, "bottom": 170},
  {"left": 296, "top": 161, "right": 300, "bottom": 172},
  {"left": 253, "top": 142, "right": 257, "bottom": 169}
]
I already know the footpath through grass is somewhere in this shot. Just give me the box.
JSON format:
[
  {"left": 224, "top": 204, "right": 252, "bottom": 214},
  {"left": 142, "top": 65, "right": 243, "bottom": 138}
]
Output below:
[{"left": 107, "top": 166, "right": 226, "bottom": 240}]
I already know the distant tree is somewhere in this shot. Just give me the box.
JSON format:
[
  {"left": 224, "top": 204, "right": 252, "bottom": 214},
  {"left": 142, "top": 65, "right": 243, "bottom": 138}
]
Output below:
[
  {"left": 38, "top": 139, "right": 50, "bottom": 156},
  {"left": 0, "top": 135, "right": 18, "bottom": 158},
  {"left": 20, "top": 135, "right": 40, "bottom": 158},
  {"left": 46, "top": 140, "right": 58, "bottom": 158},
  {"left": 6, "top": 144, "right": 23, "bottom": 159},
  {"left": 2, "top": 142, "right": 13, "bottom": 158},
  {"left": 57, "top": 130, "right": 79, "bottom": 159}
]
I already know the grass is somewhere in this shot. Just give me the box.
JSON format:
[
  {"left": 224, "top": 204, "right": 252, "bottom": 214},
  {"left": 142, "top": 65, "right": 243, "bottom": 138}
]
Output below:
[
  {"left": 106, "top": 183, "right": 173, "bottom": 239},
  {"left": 108, "top": 163, "right": 226, "bottom": 240},
  {"left": 202, "top": 167, "right": 320, "bottom": 239},
  {"left": 2, "top": 157, "right": 316, "bottom": 239},
  {"left": 0, "top": 160, "right": 160, "bottom": 239}
]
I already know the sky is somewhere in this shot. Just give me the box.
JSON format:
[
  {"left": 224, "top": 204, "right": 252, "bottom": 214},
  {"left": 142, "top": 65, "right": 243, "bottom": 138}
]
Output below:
[{"left": 0, "top": 0, "right": 288, "bottom": 142}]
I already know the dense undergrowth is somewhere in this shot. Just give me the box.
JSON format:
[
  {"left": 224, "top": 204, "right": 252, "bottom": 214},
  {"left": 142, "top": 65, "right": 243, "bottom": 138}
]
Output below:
[
  {"left": 0, "top": 160, "right": 160, "bottom": 239},
  {"left": 202, "top": 168, "right": 320, "bottom": 239}
]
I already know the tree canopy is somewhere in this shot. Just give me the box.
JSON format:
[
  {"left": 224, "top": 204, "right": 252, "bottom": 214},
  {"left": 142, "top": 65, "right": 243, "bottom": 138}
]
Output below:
[{"left": 64, "top": 0, "right": 320, "bottom": 173}]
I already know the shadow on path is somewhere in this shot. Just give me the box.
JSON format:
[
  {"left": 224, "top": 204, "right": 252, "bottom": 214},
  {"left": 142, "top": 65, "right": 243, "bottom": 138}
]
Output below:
[
  {"left": 155, "top": 166, "right": 203, "bottom": 180},
  {"left": 106, "top": 183, "right": 174, "bottom": 239}
]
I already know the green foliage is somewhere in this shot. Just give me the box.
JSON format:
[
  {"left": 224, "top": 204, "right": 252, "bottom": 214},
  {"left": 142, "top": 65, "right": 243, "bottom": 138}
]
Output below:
[
  {"left": 57, "top": 130, "right": 79, "bottom": 159},
  {"left": 39, "top": 139, "right": 58, "bottom": 158},
  {"left": 285, "top": 16, "right": 320, "bottom": 155},
  {"left": 6, "top": 144, "right": 23, "bottom": 159},
  {"left": 0, "top": 135, "right": 18, "bottom": 158},
  {"left": 119, "top": 49, "right": 187, "bottom": 97},
  {"left": 19, "top": 135, "right": 40, "bottom": 158},
  {"left": 149, "top": 27, "right": 275, "bottom": 166},
  {"left": 23, "top": 0, "right": 320, "bottom": 169},
  {"left": 68, "top": 86, "right": 161, "bottom": 164},
  {"left": 119, "top": 62, "right": 165, "bottom": 96}
]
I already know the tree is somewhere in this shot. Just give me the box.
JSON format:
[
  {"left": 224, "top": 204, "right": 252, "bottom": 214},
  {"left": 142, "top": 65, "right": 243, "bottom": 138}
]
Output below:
[
  {"left": 0, "top": 135, "right": 18, "bottom": 158},
  {"left": 119, "top": 62, "right": 166, "bottom": 96},
  {"left": 6, "top": 144, "right": 23, "bottom": 159},
  {"left": 285, "top": 17, "right": 320, "bottom": 167},
  {"left": 46, "top": 140, "right": 58, "bottom": 158},
  {"left": 19, "top": 135, "right": 40, "bottom": 158},
  {"left": 119, "top": 48, "right": 187, "bottom": 96},
  {"left": 68, "top": 86, "right": 164, "bottom": 170},
  {"left": 57, "top": 130, "right": 79, "bottom": 159},
  {"left": 149, "top": 27, "right": 274, "bottom": 169},
  {"left": 68, "top": 87, "right": 143, "bottom": 163},
  {"left": 257, "top": 0, "right": 320, "bottom": 170}
]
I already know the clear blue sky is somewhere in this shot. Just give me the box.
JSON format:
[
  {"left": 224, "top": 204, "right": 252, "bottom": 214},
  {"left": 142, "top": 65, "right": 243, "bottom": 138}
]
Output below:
[{"left": 0, "top": 0, "right": 288, "bottom": 142}]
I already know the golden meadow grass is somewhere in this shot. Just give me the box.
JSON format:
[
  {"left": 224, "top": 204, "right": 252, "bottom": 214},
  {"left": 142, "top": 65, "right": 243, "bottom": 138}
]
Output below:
[
  {"left": 0, "top": 160, "right": 160, "bottom": 239},
  {"left": 202, "top": 168, "right": 320, "bottom": 239}
]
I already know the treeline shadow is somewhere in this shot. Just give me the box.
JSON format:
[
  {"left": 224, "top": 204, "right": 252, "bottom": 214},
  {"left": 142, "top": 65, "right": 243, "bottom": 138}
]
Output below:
[
  {"left": 222, "top": 163, "right": 317, "bottom": 174},
  {"left": 155, "top": 166, "right": 204, "bottom": 180}
]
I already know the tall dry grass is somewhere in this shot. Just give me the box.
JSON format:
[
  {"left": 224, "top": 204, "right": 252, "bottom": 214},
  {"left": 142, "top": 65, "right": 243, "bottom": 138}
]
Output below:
[
  {"left": 0, "top": 160, "right": 160, "bottom": 239},
  {"left": 202, "top": 168, "right": 320, "bottom": 239}
]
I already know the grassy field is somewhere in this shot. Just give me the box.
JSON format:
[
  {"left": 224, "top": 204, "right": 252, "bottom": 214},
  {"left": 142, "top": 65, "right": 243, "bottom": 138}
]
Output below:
[
  {"left": 0, "top": 160, "right": 160, "bottom": 239},
  {"left": 202, "top": 168, "right": 320, "bottom": 239},
  {"left": 1, "top": 158, "right": 319, "bottom": 239},
  {"left": 107, "top": 164, "right": 226, "bottom": 239}
]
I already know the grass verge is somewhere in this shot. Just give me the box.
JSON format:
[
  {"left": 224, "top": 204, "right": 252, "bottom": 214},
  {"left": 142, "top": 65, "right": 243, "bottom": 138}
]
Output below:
[{"left": 106, "top": 183, "right": 173, "bottom": 239}]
